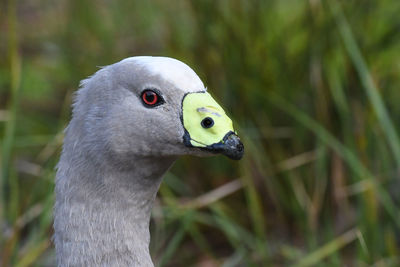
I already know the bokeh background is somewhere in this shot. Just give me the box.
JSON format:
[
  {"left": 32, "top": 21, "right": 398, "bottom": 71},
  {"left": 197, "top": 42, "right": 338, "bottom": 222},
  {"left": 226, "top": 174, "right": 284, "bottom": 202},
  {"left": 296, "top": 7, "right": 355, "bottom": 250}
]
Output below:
[{"left": 1, "top": 0, "right": 400, "bottom": 266}]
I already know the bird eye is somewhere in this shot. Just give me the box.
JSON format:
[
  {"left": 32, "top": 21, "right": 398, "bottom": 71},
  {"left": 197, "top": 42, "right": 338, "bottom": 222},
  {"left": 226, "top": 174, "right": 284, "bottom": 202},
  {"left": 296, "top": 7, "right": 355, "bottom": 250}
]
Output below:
[{"left": 141, "top": 89, "right": 163, "bottom": 107}]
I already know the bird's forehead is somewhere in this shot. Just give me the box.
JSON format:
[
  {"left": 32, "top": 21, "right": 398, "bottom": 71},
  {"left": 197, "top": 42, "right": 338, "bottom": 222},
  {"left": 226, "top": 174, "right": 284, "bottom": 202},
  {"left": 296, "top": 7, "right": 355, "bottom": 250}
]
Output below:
[{"left": 122, "top": 56, "right": 205, "bottom": 93}]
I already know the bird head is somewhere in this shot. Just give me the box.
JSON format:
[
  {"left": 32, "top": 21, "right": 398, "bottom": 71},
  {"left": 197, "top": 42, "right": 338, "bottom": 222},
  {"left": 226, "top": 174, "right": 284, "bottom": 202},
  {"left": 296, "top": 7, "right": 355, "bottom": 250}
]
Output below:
[{"left": 73, "top": 56, "right": 243, "bottom": 164}]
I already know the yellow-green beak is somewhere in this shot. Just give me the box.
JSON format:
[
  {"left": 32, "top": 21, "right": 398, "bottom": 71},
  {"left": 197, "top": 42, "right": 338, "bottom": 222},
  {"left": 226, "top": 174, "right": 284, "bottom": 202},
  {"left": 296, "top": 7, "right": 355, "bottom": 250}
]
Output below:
[{"left": 181, "top": 91, "right": 244, "bottom": 160}]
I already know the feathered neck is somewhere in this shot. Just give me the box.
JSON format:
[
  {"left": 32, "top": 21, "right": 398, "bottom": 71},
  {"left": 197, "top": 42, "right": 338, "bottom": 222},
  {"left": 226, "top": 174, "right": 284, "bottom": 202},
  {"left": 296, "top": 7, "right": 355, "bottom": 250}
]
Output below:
[{"left": 53, "top": 133, "right": 175, "bottom": 266}]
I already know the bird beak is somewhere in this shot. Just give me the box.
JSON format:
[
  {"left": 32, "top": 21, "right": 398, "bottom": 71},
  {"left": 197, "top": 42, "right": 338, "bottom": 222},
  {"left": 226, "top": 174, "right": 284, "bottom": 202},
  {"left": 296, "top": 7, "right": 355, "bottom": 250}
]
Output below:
[{"left": 181, "top": 91, "right": 244, "bottom": 160}]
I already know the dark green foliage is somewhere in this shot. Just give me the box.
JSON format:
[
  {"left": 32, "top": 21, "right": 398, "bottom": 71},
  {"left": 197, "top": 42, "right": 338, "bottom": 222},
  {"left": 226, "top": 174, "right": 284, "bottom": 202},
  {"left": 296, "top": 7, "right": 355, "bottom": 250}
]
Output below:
[{"left": 1, "top": 0, "right": 400, "bottom": 266}]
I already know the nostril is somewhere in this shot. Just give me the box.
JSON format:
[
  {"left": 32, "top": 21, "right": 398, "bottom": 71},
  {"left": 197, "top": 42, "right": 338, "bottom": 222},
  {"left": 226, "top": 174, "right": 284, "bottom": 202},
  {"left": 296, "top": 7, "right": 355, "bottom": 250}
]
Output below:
[{"left": 201, "top": 117, "right": 214, "bottom": 129}]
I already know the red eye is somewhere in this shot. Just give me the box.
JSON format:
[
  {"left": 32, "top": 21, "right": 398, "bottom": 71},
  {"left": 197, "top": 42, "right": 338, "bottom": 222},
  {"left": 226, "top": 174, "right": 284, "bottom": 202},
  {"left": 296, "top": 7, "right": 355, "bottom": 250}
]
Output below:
[{"left": 141, "top": 90, "right": 163, "bottom": 107}]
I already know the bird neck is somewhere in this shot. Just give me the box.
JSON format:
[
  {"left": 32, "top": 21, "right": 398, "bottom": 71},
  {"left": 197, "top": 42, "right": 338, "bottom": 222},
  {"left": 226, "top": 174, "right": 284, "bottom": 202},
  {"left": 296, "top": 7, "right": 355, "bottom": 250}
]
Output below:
[{"left": 54, "top": 149, "right": 175, "bottom": 267}]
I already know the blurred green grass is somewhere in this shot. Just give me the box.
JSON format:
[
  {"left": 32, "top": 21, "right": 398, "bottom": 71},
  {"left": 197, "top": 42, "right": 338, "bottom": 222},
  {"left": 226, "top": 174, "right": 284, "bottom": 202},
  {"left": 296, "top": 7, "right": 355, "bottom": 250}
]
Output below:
[{"left": 1, "top": 0, "right": 400, "bottom": 266}]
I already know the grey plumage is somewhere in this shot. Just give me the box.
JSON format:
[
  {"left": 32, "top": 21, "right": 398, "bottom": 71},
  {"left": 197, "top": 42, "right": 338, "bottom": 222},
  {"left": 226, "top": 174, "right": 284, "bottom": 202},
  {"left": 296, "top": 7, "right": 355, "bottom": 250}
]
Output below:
[{"left": 54, "top": 57, "right": 243, "bottom": 266}]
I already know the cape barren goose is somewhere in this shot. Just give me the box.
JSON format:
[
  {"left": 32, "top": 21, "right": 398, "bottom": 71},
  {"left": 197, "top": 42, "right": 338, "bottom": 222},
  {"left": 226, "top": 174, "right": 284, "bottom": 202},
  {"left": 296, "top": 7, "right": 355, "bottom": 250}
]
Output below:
[{"left": 54, "top": 56, "right": 244, "bottom": 266}]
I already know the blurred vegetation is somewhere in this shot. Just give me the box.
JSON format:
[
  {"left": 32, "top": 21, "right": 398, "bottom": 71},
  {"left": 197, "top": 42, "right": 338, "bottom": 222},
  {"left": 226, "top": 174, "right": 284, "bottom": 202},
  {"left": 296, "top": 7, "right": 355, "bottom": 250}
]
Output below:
[{"left": 1, "top": 0, "right": 400, "bottom": 266}]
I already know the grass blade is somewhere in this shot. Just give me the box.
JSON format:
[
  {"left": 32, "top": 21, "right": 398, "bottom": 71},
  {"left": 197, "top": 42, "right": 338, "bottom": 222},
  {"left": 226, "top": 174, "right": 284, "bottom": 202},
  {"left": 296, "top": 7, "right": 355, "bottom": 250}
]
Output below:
[
  {"left": 291, "top": 228, "right": 359, "bottom": 267},
  {"left": 267, "top": 92, "right": 400, "bottom": 227},
  {"left": 329, "top": 0, "right": 400, "bottom": 170},
  {"left": 1, "top": 0, "right": 21, "bottom": 223}
]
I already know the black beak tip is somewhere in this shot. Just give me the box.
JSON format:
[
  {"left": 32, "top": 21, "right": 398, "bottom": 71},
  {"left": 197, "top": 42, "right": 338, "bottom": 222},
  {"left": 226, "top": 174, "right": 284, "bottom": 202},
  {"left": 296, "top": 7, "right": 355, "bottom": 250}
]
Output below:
[
  {"left": 224, "top": 142, "right": 244, "bottom": 160},
  {"left": 221, "top": 132, "right": 244, "bottom": 160},
  {"left": 187, "top": 131, "right": 244, "bottom": 160}
]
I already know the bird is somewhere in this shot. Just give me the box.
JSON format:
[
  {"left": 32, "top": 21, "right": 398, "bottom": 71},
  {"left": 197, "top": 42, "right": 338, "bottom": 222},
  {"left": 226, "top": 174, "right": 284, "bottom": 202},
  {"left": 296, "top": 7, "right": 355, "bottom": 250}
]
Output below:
[{"left": 53, "top": 56, "right": 244, "bottom": 267}]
